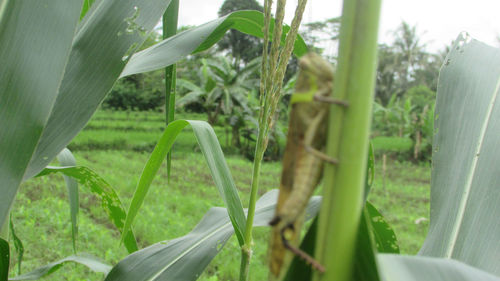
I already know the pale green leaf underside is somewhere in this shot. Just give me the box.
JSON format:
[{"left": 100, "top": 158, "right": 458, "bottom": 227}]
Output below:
[
  {"left": 9, "top": 254, "right": 111, "bottom": 281},
  {"left": 378, "top": 254, "right": 500, "bottom": 281},
  {"left": 0, "top": 0, "right": 81, "bottom": 234},
  {"left": 106, "top": 191, "right": 321, "bottom": 281},
  {"left": 120, "top": 10, "right": 308, "bottom": 77},
  {"left": 419, "top": 34, "right": 500, "bottom": 275}
]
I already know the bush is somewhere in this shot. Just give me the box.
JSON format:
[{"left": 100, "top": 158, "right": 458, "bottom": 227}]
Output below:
[{"left": 102, "top": 72, "right": 165, "bottom": 111}]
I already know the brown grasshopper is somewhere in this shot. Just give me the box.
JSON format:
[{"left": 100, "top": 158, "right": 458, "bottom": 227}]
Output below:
[{"left": 269, "top": 53, "right": 348, "bottom": 279}]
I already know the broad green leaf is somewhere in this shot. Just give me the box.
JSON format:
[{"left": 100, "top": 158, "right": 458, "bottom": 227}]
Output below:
[
  {"left": 24, "top": 0, "right": 172, "bottom": 180},
  {"left": 9, "top": 254, "right": 111, "bottom": 281},
  {"left": 8, "top": 216, "right": 23, "bottom": 275},
  {"left": 0, "top": 0, "right": 81, "bottom": 233},
  {"left": 121, "top": 120, "right": 246, "bottom": 246},
  {"left": 0, "top": 0, "right": 172, "bottom": 231},
  {"left": 419, "top": 34, "right": 500, "bottom": 275},
  {"left": 56, "top": 149, "right": 79, "bottom": 253},
  {"left": 0, "top": 238, "right": 8, "bottom": 281},
  {"left": 120, "top": 10, "right": 308, "bottom": 77},
  {"left": 377, "top": 254, "right": 500, "bottom": 281},
  {"left": 106, "top": 190, "right": 321, "bottom": 281},
  {"left": 37, "top": 166, "right": 137, "bottom": 253}
]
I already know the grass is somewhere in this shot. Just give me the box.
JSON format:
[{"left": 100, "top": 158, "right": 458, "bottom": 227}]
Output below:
[{"left": 8, "top": 110, "right": 430, "bottom": 280}]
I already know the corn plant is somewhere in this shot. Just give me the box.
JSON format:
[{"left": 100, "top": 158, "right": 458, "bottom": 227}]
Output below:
[{"left": 2, "top": 1, "right": 500, "bottom": 281}]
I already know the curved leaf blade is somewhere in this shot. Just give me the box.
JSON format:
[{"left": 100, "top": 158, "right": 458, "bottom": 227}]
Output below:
[
  {"left": 37, "top": 166, "right": 137, "bottom": 253},
  {"left": 9, "top": 254, "right": 111, "bottom": 281},
  {"left": 120, "top": 10, "right": 308, "bottom": 77},
  {"left": 8, "top": 216, "right": 23, "bottom": 275},
  {"left": 106, "top": 190, "right": 321, "bottom": 281},
  {"left": 377, "top": 254, "right": 500, "bottom": 281},
  {"left": 56, "top": 148, "right": 79, "bottom": 253},
  {"left": 24, "top": 0, "right": 173, "bottom": 180},
  {"left": 0, "top": 0, "right": 81, "bottom": 231},
  {"left": 121, "top": 120, "right": 246, "bottom": 246},
  {"left": 419, "top": 34, "right": 500, "bottom": 275}
]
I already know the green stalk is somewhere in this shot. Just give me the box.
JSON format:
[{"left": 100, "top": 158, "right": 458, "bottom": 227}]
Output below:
[
  {"left": 162, "top": 0, "right": 179, "bottom": 180},
  {"left": 313, "top": 1, "right": 381, "bottom": 281},
  {"left": 240, "top": 1, "right": 308, "bottom": 280},
  {"left": 240, "top": 129, "right": 265, "bottom": 281}
]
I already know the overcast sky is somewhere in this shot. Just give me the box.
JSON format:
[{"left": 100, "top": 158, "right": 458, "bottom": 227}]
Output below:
[{"left": 176, "top": 0, "right": 500, "bottom": 53}]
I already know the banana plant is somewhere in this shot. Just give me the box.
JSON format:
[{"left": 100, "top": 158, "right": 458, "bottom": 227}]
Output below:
[{"left": 176, "top": 56, "right": 260, "bottom": 125}]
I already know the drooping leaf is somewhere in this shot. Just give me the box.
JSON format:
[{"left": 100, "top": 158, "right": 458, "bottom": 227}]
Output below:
[
  {"left": 120, "top": 10, "right": 308, "bottom": 77},
  {"left": 377, "top": 254, "right": 500, "bottom": 281},
  {"left": 418, "top": 34, "right": 500, "bottom": 275},
  {"left": 9, "top": 254, "right": 111, "bottom": 281},
  {"left": 0, "top": 238, "right": 8, "bottom": 281},
  {"left": 37, "top": 166, "right": 137, "bottom": 253},
  {"left": 121, "top": 120, "right": 246, "bottom": 246},
  {"left": 106, "top": 190, "right": 321, "bottom": 281},
  {"left": 9, "top": 216, "right": 23, "bottom": 275},
  {"left": 56, "top": 148, "right": 79, "bottom": 253}
]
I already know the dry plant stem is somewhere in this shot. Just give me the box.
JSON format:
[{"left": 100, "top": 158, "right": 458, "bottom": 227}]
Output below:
[{"left": 240, "top": 0, "right": 308, "bottom": 280}]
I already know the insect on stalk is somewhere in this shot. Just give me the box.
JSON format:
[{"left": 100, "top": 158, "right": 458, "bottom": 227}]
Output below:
[{"left": 268, "top": 53, "right": 349, "bottom": 279}]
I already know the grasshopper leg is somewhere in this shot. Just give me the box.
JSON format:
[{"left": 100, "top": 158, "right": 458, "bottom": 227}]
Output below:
[
  {"left": 305, "top": 145, "right": 339, "bottom": 165},
  {"left": 313, "top": 94, "right": 349, "bottom": 107},
  {"left": 280, "top": 225, "right": 326, "bottom": 273}
]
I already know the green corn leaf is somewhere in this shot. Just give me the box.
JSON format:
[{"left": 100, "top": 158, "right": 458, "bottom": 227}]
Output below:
[
  {"left": 8, "top": 216, "right": 23, "bottom": 275},
  {"left": 9, "top": 254, "right": 111, "bottom": 281},
  {"left": 120, "top": 10, "right": 308, "bottom": 77},
  {"left": 0, "top": 238, "right": 8, "bottom": 281},
  {"left": 418, "top": 34, "right": 500, "bottom": 275},
  {"left": 0, "top": 0, "right": 172, "bottom": 231},
  {"left": 0, "top": 0, "right": 81, "bottom": 233},
  {"left": 121, "top": 120, "right": 246, "bottom": 246},
  {"left": 56, "top": 148, "right": 79, "bottom": 253},
  {"left": 37, "top": 167, "right": 137, "bottom": 253},
  {"left": 377, "top": 254, "right": 500, "bottom": 281},
  {"left": 80, "top": 0, "right": 96, "bottom": 19},
  {"left": 106, "top": 191, "right": 321, "bottom": 281},
  {"left": 162, "top": 0, "right": 179, "bottom": 183},
  {"left": 366, "top": 202, "right": 399, "bottom": 254},
  {"left": 351, "top": 207, "right": 381, "bottom": 281}
]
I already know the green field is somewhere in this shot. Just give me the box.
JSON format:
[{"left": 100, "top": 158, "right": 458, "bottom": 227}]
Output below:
[{"left": 10, "top": 110, "right": 430, "bottom": 280}]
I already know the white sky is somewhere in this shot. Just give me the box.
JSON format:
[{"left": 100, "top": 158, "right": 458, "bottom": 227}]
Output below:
[{"left": 176, "top": 0, "right": 500, "bottom": 53}]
